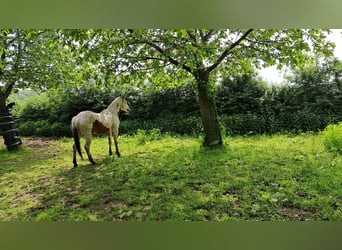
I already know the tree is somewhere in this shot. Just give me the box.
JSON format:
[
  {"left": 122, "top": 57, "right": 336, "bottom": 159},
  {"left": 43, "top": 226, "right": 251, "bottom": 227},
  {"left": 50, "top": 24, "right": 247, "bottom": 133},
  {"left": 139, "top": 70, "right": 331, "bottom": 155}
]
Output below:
[
  {"left": 0, "top": 29, "right": 34, "bottom": 150},
  {"left": 0, "top": 29, "right": 84, "bottom": 150},
  {"left": 74, "top": 29, "right": 334, "bottom": 147}
]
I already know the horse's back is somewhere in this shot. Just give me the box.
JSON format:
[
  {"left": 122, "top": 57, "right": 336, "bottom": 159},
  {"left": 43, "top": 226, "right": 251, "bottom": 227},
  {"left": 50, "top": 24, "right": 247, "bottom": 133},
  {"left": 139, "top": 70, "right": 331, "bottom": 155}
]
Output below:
[
  {"left": 72, "top": 109, "right": 120, "bottom": 137},
  {"left": 72, "top": 111, "right": 99, "bottom": 136}
]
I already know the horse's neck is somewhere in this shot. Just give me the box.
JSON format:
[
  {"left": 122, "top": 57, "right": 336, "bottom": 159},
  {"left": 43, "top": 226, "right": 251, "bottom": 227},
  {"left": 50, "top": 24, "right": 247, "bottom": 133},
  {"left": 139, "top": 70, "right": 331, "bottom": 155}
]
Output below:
[{"left": 104, "top": 100, "right": 119, "bottom": 116}]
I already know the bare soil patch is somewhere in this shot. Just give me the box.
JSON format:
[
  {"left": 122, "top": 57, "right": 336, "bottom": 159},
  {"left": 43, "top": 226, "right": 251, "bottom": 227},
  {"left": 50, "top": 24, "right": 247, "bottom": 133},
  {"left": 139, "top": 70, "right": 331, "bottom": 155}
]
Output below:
[
  {"left": 1, "top": 137, "right": 57, "bottom": 149},
  {"left": 22, "top": 137, "right": 56, "bottom": 149}
]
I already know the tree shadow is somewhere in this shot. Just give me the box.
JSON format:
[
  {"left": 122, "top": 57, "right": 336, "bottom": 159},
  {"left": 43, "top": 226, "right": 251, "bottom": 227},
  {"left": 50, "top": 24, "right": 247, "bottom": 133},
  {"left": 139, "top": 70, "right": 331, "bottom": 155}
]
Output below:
[
  {"left": 3, "top": 136, "right": 336, "bottom": 221},
  {"left": 26, "top": 156, "right": 132, "bottom": 220},
  {"left": 25, "top": 143, "right": 236, "bottom": 221},
  {"left": 15, "top": 138, "right": 317, "bottom": 221}
]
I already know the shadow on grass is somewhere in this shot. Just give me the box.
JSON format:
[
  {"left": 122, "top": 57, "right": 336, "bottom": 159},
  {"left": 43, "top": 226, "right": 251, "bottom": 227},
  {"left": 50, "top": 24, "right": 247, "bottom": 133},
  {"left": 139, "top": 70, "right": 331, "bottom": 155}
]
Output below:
[
  {"left": 11, "top": 137, "right": 339, "bottom": 221},
  {"left": 24, "top": 143, "right": 239, "bottom": 221},
  {"left": 0, "top": 146, "right": 48, "bottom": 177}
]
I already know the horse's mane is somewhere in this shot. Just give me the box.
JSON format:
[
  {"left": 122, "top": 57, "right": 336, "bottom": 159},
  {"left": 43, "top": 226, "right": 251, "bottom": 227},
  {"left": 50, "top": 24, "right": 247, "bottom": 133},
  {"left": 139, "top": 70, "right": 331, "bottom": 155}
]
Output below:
[{"left": 103, "top": 96, "right": 123, "bottom": 114}]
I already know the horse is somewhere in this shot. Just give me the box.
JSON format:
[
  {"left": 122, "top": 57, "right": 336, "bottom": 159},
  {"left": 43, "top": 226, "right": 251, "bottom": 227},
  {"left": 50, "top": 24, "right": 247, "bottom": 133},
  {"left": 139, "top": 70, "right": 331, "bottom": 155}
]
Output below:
[{"left": 71, "top": 96, "right": 130, "bottom": 167}]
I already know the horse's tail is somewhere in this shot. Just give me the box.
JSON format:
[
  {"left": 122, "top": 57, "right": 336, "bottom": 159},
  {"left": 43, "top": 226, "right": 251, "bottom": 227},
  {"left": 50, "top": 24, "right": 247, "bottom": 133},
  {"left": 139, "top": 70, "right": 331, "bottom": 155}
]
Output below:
[{"left": 72, "top": 124, "right": 83, "bottom": 160}]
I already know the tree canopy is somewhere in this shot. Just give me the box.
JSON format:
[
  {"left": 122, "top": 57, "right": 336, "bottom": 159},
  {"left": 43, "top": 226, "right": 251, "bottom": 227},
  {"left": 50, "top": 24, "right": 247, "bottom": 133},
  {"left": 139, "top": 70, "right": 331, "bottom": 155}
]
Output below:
[{"left": 70, "top": 29, "right": 334, "bottom": 85}]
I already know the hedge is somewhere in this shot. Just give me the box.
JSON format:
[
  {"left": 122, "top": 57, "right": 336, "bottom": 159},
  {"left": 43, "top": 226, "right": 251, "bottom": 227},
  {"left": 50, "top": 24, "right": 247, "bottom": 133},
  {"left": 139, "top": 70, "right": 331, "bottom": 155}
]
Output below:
[{"left": 16, "top": 111, "right": 342, "bottom": 138}]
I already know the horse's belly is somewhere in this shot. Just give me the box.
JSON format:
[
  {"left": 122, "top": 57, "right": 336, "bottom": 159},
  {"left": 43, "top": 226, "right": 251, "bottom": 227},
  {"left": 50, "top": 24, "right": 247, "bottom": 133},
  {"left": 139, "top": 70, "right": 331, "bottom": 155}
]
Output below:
[{"left": 92, "top": 120, "right": 110, "bottom": 134}]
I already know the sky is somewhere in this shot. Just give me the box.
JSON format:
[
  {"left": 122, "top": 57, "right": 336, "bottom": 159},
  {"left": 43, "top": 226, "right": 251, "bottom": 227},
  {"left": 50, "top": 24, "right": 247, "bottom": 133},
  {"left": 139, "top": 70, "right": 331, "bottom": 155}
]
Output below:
[{"left": 259, "top": 29, "right": 342, "bottom": 84}]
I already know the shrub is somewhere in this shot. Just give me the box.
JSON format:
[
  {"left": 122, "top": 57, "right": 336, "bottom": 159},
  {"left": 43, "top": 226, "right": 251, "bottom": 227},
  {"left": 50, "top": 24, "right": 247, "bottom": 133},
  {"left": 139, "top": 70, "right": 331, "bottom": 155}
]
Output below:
[
  {"left": 17, "top": 120, "right": 36, "bottom": 136},
  {"left": 134, "top": 128, "right": 163, "bottom": 145},
  {"left": 120, "top": 115, "right": 202, "bottom": 136},
  {"left": 18, "top": 94, "right": 51, "bottom": 121},
  {"left": 221, "top": 114, "right": 265, "bottom": 135},
  {"left": 17, "top": 120, "right": 71, "bottom": 137},
  {"left": 50, "top": 122, "right": 72, "bottom": 137},
  {"left": 35, "top": 120, "right": 52, "bottom": 137},
  {"left": 321, "top": 122, "right": 342, "bottom": 153}
]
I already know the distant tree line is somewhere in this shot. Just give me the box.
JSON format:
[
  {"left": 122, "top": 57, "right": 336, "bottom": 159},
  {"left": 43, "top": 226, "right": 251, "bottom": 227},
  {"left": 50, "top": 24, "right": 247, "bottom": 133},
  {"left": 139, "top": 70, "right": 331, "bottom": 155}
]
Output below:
[{"left": 14, "top": 59, "right": 342, "bottom": 137}]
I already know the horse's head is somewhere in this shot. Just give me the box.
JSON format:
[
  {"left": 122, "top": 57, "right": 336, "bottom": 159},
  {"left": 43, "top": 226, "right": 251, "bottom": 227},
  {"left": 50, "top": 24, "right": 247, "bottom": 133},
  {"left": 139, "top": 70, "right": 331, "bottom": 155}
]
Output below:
[{"left": 119, "top": 96, "right": 131, "bottom": 113}]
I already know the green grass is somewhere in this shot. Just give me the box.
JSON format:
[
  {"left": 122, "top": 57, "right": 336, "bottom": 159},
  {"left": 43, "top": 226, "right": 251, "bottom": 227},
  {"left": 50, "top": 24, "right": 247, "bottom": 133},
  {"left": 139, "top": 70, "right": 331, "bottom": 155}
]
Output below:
[{"left": 0, "top": 132, "right": 341, "bottom": 221}]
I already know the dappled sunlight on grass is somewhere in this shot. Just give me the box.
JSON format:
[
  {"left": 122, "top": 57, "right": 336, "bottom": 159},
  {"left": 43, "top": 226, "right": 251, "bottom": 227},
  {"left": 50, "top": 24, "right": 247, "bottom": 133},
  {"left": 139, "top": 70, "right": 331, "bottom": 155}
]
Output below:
[{"left": 0, "top": 133, "right": 341, "bottom": 221}]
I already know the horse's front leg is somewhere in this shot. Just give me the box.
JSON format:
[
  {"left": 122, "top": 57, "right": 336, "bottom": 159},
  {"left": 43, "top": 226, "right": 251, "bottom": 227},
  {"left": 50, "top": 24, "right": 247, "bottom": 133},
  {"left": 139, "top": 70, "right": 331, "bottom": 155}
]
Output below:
[
  {"left": 113, "top": 127, "right": 121, "bottom": 157},
  {"left": 108, "top": 128, "right": 113, "bottom": 156}
]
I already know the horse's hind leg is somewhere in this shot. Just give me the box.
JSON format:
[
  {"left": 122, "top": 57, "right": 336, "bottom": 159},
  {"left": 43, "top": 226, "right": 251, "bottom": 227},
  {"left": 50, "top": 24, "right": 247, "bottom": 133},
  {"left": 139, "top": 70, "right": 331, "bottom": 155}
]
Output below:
[
  {"left": 84, "top": 134, "right": 96, "bottom": 165},
  {"left": 108, "top": 134, "right": 113, "bottom": 156},
  {"left": 73, "top": 144, "right": 78, "bottom": 167}
]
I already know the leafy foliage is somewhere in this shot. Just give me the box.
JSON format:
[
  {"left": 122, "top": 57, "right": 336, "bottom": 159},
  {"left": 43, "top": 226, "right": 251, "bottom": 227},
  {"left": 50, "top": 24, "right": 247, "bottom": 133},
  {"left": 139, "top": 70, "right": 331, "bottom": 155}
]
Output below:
[
  {"left": 72, "top": 29, "right": 334, "bottom": 85},
  {"left": 321, "top": 122, "right": 342, "bottom": 153},
  {"left": 1, "top": 29, "right": 338, "bottom": 148},
  {"left": 14, "top": 58, "right": 342, "bottom": 137},
  {"left": 216, "top": 74, "right": 267, "bottom": 115},
  {"left": 66, "top": 29, "right": 335, "bottom": 146}
]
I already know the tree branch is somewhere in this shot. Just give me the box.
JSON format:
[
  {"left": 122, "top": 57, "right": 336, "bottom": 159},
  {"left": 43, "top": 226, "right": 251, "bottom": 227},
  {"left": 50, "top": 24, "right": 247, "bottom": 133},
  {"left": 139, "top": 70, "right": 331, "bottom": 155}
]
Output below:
[
  {"left": 4, "top": 80, "right": 16, "bottom": 98},
  {"left": 0, "top": 31, "right": 7, "bottom": 80},
  {"left": 186, "top": 30, "right": 200, "bottom": 48},
  {"left": 3, "top": 32, "right": 25, "bottom": 98},
  {"left": 207, "top": 29, "right": 254, "bottom": 73},
  {"left": 0, "top": 51, "right": 5, "bottom": 80},
  {"left": 199, "top": 29, "right": 214, "bottom": 43},
  {"left": 125, "top": 55, "right": 168, "bottom": 63},
  {"left": 129, "top": 39, "right": 194, "bottom": 75}
]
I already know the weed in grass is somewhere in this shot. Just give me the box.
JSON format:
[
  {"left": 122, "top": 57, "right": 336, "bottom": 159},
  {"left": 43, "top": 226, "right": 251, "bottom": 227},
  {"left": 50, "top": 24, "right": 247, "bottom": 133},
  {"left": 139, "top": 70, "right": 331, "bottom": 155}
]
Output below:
[{"left": 321, "top": 122, "right": 342, "bottom": 154}]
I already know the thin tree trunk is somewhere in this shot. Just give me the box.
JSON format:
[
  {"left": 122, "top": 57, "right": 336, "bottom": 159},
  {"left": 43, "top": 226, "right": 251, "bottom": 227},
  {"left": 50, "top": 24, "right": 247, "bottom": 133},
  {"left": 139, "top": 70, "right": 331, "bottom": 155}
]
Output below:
[
  {"left": 0, "top": 95, "right": 22, "bottom": 151},
  {"left": 196, "top": 70, "right": 223, "bottom": 147}
]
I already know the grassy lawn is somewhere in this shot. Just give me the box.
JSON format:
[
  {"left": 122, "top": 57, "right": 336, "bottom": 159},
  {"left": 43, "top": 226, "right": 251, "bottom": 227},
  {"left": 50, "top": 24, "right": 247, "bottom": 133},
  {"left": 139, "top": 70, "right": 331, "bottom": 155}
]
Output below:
[{"left": 0, "top": 132, "right": 341, "bottom": 221}]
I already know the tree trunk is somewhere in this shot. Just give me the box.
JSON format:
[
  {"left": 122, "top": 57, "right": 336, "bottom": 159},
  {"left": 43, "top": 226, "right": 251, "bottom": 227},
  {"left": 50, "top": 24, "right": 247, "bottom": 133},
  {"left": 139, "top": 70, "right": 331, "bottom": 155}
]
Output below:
[
  {"left": 196, "top": 70, "right": 223, "bottom": 147},
  {"left": 0, "top": 95, "right": 22, "bottom": 151}
]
